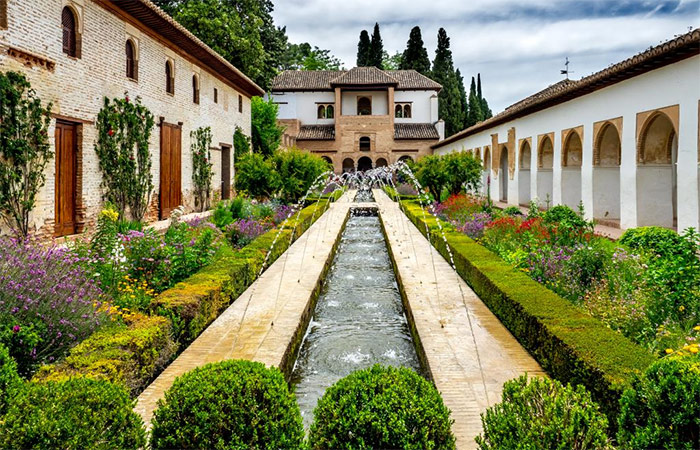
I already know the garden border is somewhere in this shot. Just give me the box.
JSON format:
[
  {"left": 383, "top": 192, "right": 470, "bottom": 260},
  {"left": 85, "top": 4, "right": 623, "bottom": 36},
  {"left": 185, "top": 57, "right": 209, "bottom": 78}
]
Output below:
[
  {"left": 397, "top": 198, "right": 655, "bottom": 423},
  {"left": 34, "top": 191, "right": 344, "bottom": 395}
]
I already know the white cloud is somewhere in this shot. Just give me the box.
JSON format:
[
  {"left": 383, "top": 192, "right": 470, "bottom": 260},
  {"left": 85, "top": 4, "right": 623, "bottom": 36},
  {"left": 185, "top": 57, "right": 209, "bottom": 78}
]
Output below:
[{"left": 273, "top": 0, "right": 699, "bottom": 112}]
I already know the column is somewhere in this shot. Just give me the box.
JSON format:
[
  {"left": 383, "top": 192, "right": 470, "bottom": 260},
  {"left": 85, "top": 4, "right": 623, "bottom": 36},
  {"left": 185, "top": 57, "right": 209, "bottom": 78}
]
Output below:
[
  {"left": 581, "top": 124, "right": 594, "bottom": 220},
  {"left": 619, "top": 113, "right": 637, "bottom": 229},
  {"left": 677, "top": 99, "right": 700, "bottom": 231}
]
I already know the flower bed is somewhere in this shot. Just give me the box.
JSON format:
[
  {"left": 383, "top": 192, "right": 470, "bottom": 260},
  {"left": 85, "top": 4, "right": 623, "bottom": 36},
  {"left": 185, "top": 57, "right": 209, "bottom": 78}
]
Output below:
[{"left": 399, "top": 199, "right": 655, "bottom": 423}]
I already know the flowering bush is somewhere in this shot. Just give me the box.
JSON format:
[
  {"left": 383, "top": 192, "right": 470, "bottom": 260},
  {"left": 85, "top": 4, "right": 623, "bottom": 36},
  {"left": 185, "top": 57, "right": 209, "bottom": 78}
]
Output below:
[
  {"left": 434, "top": 193, "right": 483, "bottom": 224},
  {"left": 0, "top": 237, "right": 110, "bottom": 376},
  {"left": 225, "top": 218, "right": 272, "bottom": 248}
]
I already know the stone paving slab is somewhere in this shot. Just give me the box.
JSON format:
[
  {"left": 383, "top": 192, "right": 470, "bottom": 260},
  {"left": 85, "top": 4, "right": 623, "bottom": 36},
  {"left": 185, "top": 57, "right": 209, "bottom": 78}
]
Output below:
[
  {"left": 135, "top": 191, "right": 357, "bottom": 428},
  {"left": 375, "top": 189, "right": 545, "bottom": 449}
]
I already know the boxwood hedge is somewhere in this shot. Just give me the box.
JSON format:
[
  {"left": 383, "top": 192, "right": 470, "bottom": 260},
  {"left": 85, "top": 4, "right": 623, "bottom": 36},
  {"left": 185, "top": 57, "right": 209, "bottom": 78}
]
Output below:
[{"left": 399, "top": 199, "right": 655, "bottom": 423}]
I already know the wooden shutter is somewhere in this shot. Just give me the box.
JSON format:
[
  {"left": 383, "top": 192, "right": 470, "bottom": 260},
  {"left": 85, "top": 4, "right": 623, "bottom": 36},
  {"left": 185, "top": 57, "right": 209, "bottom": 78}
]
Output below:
[{"left": 62, "top": 7, "right": 76, "bottom": 56}]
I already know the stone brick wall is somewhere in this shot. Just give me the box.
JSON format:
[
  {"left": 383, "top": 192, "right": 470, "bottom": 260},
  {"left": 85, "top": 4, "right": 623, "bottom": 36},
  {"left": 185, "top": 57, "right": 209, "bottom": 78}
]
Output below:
[{"left": 0, "top": 0, "right": 252, "bottom": 236}]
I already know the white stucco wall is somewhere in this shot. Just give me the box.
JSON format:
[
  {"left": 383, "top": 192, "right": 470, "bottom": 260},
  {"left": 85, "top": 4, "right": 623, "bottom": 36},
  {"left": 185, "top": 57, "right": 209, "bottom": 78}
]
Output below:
[
  {"left": 273, "top": 91, "right": 335, "bottom": 124},
  {"left": 394, "top": 90, "right": 435, "bottom": 123},
  {"left": 341, "top": 90, "right": 388, "bottom": 116},
  {"left": 434, "top": 55, "right": 700, "bottom": 232}
]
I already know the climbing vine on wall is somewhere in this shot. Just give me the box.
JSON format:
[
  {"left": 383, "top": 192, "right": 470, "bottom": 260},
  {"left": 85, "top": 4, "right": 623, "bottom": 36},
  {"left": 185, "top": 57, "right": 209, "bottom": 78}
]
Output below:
[
  {"left": 191, "top": 126, "right": 213, "bottom": 212},
  {"left": 0, "top": 71, "right": 53, "bottom": 237},
  {"left": 94, "top": 94, "right": 154, "bottom": 221}
]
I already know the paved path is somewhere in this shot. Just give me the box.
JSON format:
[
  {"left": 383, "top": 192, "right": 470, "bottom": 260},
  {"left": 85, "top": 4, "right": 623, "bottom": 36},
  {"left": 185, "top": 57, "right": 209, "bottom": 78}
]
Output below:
[
  {"left": 376, "top": 190, "right": 545, "bottom": 449},
  {"left": 135, "top": 191, "right": 357, "bottom": 428}
]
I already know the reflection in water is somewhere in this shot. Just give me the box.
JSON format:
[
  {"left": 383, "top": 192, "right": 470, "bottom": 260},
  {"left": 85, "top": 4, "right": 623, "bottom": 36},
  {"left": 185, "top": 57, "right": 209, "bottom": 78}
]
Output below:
[{"left": 291, "top": 213, "right": 422, "bottom": 428}]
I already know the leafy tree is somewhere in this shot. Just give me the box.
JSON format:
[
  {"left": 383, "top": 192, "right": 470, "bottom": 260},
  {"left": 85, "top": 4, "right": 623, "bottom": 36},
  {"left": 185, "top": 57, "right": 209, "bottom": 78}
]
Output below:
[
  {"left": 466, "top": 76, "right": 483, "bottom": 128},
  {"left": 280, "top": 42, "right": 342, "bottom": 71},
  {"left": 357, "top": 30, "right": 371, "bottom": 67},
  {"left": 477, "top": 73, "right": 493, "bottom": 119},
  {"left": 400, "top": 26, "right": 431, "bottom": 75},
  {"left": 415, "top": 154, "right": 448, "bottom": 201},
  {"left": 431, "top": 28, "right": 464, "bottom": 137},
  {"left": 190, "top": 126, "right": 213, "bottom": 212},
  {"left": 382, "top": 51, "right": 403, "bottom": 70},
  {"left": 273, "top": 148, "right": 330, "bottom": 203},
  {"left": 251, "top": 96, "right": 283, "bottom": 157},
  {"left": 233, "top": 126, "right": 251, "bottom": 163},
  {"left": 234, "top": 152, "right": 279, "bottom": 200},
  {"left": 0, "top": 71, "right": 52, "bottom": 237},
  {"left": 95, "top": 94, "right": 154, "bottom": 221},
  {"left": 444, "top": 151, "right": 482, "bottom": 195},
  {"left": 369, "top": 23, "right": 384, "bottom": 68}
]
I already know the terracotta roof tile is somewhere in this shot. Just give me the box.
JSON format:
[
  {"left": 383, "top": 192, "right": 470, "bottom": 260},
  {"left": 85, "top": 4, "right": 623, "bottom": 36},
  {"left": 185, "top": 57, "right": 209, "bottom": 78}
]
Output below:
[
  {"left": 434, "top": 28, "right": 700, "bottom": 149},
  {"left": 395, "top": 123, "right": 440, "bottom": 140},
  {"left": 271, "top": 69, "right": 441, "bottom": 91},
  {"left": 297, "top": 124, "right": 335, "bottom": 140}
]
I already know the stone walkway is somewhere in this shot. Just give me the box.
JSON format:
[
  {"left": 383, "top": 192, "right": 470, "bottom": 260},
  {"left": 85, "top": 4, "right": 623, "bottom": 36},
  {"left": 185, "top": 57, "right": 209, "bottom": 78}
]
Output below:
[
  {"left": 135, "top": 191, "right": 356, "bottom": 428},
  {"left": 376, "top": 189, "right": 545, "bottom": 449}
]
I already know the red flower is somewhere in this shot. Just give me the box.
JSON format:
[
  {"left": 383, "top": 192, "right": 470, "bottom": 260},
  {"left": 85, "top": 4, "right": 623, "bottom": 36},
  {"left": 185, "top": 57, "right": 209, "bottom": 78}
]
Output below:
[
  {"left": 108, "top": 129, "right": 114, "bottom": 137},
  {"left": 125, "top": 96, "right": 130, "bottom": 103}
]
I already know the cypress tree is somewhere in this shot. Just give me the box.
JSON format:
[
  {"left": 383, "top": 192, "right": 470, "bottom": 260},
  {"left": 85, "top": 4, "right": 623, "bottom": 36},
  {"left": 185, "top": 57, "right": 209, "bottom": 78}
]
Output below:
[
  {"left": 432, "top": 28, "right": 464, "bottom": 137},
  {"left": 466, "top": 76, "right": 482, "bottom": 127},
  {"left": 477, "top": 73, "right": 493, "bottom": 120},
  {"left": 456, "top": 69, "right": 469, "bottom": 129},
  {"left": 369, "top": 23, "right": 384, "bottom": 68},
  {"left": 399, "top": 26, "right": 431, "bottom": 74},
  {"left": 357, "top": 30, "right": 371, "bottom": 67}
]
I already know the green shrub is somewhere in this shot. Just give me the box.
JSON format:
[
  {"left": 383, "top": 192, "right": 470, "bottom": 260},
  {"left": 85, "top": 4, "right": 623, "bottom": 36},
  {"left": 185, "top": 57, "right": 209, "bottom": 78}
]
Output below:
[
  {"left": 415, "top": 154, "right": 448, "bottom": 200},
  {"left": 0, "top": 343, "right": 21, "bottom": 415},
  {"left": 150, "top": 360, "right": 304, "bottom": 449},
  {"left": 617, "top": 354, "right": 700, "bottom": 449},
  {"left": 309, "top": 365, "right": 455, "bottom": 450},
  {"left": 476, "top": 375, "right": 609, "bottom": 449},
  {"left": 619, "top": 226, "right": 692, "bottom": 258},
  {"left": 0, "top": 377, "right": 146, "bottom": 449},
  {"left": 273, "top": 147, "right": 330, "bottom": 204},
  {"left": 235, "top": 152, "right": 280, "bottom": 200},
  {"left": 443, "top": 151, "right": 482, "bottom": 195},
  {"left": 502, "top": 206, "right": 523, "bottom": 216}
]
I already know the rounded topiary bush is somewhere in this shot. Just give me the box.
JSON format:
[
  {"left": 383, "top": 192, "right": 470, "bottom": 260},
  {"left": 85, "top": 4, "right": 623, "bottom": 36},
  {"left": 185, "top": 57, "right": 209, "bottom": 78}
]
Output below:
[
  {"left": 150, "top": 359, "right": 304, "bottom": 449},
  {"left": 308, "top": 364, "right": 455, "bottom": 450},
  {"left": 617, "top": 354, "right": 700, "bottom": 450},
  {"left": 475, "top": 375, "right": 609, "bottom": 450},
  {"left": 619, "top": 226, "right": 690, "bottom": 258},
  {"left": 0, "top": 377, "right": 146, "bottom": 449}
]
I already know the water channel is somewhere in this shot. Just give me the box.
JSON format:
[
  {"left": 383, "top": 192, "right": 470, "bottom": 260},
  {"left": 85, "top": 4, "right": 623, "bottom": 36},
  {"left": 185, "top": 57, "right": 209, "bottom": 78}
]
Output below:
[{"left": 291, "top": 191, "right": 422, "bottom": 427}]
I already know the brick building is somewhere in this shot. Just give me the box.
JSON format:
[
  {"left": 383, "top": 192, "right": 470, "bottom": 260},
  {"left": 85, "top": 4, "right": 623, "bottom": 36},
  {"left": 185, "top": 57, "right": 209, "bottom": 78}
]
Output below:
[
  {"left": 270, "top": 66, "right": 443, "bottom": 173},
  {"left": 0, "top": 0, "right": 263, "bottom": 237}
]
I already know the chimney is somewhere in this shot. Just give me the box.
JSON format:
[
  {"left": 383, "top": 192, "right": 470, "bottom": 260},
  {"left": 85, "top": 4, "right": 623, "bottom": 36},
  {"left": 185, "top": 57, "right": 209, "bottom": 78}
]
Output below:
[{"left": 435, "top": 120, "right": 445, "bottom": 141}]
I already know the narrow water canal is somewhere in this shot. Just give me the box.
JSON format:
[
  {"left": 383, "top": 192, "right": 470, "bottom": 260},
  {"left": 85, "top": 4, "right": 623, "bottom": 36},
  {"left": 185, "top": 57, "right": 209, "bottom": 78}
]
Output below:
[{"left": 291, "top": 208, "right": 422, "bottom": 427}]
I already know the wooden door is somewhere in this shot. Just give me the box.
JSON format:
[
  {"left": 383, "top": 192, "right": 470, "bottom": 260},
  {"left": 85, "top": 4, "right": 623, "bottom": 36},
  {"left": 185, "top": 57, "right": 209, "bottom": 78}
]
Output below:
[
  {"left": 160, "top": 122, "right": 182, "bottom": 219},
  {"left": 54, "top": 121, "right": 77, "bottom": 236},
  {"left": 221, "top": 145, "right": 231, "bottom": 200}
]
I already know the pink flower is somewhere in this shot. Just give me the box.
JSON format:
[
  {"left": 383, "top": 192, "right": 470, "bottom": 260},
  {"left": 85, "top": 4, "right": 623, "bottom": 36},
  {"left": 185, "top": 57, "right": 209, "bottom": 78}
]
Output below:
[{"left": 12, "top": 325, "right": 20, "bottom": 333}]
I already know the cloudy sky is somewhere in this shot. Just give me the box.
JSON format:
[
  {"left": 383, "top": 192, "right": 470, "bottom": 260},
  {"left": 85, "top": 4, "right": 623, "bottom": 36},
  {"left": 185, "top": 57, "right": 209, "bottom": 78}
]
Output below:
[{"left": 273, "top": 0, "right": 699, "bottom": 113}]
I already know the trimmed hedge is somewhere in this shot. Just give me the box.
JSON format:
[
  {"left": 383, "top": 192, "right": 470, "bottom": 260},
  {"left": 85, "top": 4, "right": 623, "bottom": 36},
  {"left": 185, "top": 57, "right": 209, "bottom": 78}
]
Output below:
[
  {"left": 150, "top": 360, "right": 304, "bottom": 449},
  {"left": 152, "top": 194, "right": 340, "bottom": 345},
  {"left": 400, "top": 199, "right": 655, "bottom": 424},
  {"left": 0, "top": 377, "right": 146, "bottom": 449},
  {"left": 33, "top": 196, "right": 340, "bottom": 395},
  {"left": 32, "top": 312, "right": 175, "bottom": 395}
]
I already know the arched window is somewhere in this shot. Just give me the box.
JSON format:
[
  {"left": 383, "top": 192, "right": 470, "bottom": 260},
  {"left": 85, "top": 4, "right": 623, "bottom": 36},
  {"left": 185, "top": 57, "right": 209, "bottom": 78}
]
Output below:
[
  {"left": 359, "top": 136, "right": 371, "bottom": 152},
  {"left": 395, "top": 104, "right": 403, "bottom": 118},
  {"left": 519, "top": 141, "right": 531, "bottom": 170},
  {"left": 538, "top": 136, "right": 554, "bottom": 169},
  {"left": 62, "top": 7, "right": 78, "bottom": 57},
  {"left": 563, "top": 131, "right": 583, "bottom": 167},
  {"left": 403, "top": 104, "right": 412, "bottom": 118},
  {"left": 357, "top": 97, "right": 371, "bottom": 115},
  {"left": 326, "top": 104, "right": 334, "bottom": 119},
  {"left": 317, "top": 105, "right": 326, "bottom": 119},
  {"left": 165, "top": 60, "right": 174, "bottom": 95},
  {"left": 192, "top": 75, "right": 200, "bottom": 104},
  {"left": 125, "top": 40, "right": 137, "bottom": 80}
]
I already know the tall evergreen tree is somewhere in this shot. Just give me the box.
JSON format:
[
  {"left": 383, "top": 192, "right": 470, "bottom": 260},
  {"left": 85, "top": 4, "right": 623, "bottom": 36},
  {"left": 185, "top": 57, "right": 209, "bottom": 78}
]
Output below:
[
  {"left": 399, "top": 26, "right": 431, "bottom": 74},
  {"left": 369, "top": 23, "right": 384, "bottom": 68},
  {"left": 477, "top": 73, "right": 493, "bottom": 120},
  {"left": 466, "top": 76, "right": 482, "bottom": 128},
  {"left": 431, "top": 28, "right": 464, "bottom": 137},
  {"left": 456, "top": 69, "right": 469, "bottom": 129},
  {"left": 357, "top": 30, "right": 371, "bottom": 67}
]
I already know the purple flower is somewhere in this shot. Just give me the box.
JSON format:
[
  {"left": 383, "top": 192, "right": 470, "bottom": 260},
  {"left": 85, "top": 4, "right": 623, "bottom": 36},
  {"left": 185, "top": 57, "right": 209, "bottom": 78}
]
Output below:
[{"left": 12, "top": 325, "right": 20, "bottom": 333}]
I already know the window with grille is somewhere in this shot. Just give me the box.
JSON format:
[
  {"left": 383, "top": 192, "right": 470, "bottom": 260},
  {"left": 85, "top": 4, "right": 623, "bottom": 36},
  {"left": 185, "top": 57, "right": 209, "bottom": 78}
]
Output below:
[
  {"left": 238, "top": 95, "right": 243, "bottom": 113},
  {"left": 125, "top": 40, "right": 137, "bottom": 80},
  {"left": 165, "top": 60, "right": 174, "bottom": 94},
  {"left": 192, "top": 75, "right": 199, "bottom": 104},
  {"left": 62, "top": 7, "right": 77, "bottom": 57}
]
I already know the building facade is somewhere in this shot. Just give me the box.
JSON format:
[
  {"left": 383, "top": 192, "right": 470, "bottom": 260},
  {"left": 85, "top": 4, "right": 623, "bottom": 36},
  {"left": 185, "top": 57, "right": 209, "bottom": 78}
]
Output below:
[
  {"left": 0, "top": 0, "right": 263, "bottom": 237},
  {"left": 433, "top": 29, "right": 700, "bottom": 232},
  {"left": 271, "top": 66, "right": 443, "bottom": 173}
]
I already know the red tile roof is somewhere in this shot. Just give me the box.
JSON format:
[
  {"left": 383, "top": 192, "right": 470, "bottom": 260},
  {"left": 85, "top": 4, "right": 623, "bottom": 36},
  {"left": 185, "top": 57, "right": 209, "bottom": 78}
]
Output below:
[
  {"left": 395, "top": 123, "right": 440, "bottom": 140},
  {"left": 297, "top": 124, "right": 335, "bottom": 140},
  {"left": 272, "top": 69, "right": 441, "bottom": 91}
]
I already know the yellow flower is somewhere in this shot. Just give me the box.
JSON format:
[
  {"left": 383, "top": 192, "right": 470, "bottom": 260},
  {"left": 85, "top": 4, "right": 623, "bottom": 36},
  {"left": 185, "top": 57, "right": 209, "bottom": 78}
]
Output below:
[
  {"left": 679, "top": 305, "right": 686, "bottom": 312},
  {"left": 689, "top": 346, "right": 699, "bottom": 354},
  {"left": 694, "top": 326, "right": 700, "bottom": 332},
  {"left": 665, "top": 348, "right": 674, "bottom": 354}
]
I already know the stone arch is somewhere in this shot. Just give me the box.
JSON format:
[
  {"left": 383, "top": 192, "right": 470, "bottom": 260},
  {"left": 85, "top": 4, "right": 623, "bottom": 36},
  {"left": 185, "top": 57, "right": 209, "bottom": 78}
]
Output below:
[
  {"left": 636, "top": 110, "right": 678, "bottom": 227},
  {"left": 482, "top": 146, "right": 491, "bottom": 196},
  {"left": 321, "top": 156, "right": 332, "bottom": 165},
  {"left": 357, "top": 97, "right": 372, "bottom": 115},
  {"left": 537, "top": 134, "right": 554, "bottom": 205},
  {"left": 538, "top": 135, "right": 554, "bottom": 169},
  {"left": 357, "top": 156, "right": 372, "bottom": 171},
  {"left": 518, "top": 139, "right": 531, "bottom": 206},
  {"left": 342, "top": 157, "right": 354, "bottom": 173},
  {"left": 317, "top": 105, "right": 326, "bottom": 119},
  {"left": 561, "top": 128, "right": 583, "bottom": 210},
  {"left": 499, "top": 145, "right": 509, "bottom": 202},
  {"left": 375, "top": 157, "right": 388, "bottom": 167},
  {"left": 593, "top": 121, "right": 621, "bottom": 221}
]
